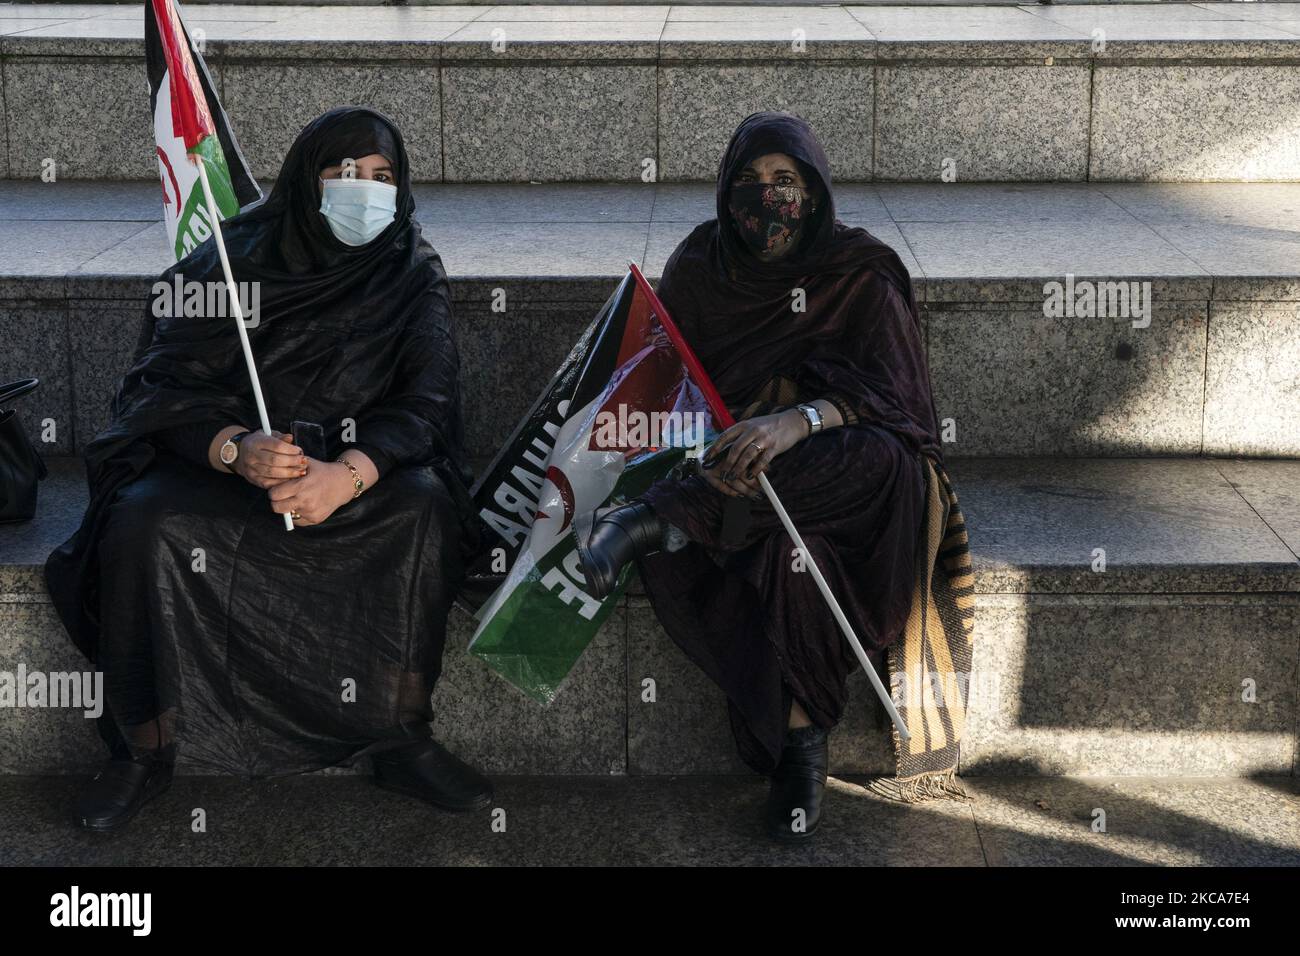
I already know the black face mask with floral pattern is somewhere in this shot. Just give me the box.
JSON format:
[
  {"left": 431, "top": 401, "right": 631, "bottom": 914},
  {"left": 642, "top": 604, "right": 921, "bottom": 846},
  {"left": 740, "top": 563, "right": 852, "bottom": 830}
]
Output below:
[{"left": 726, "top": 182, "right": 813, "bottom": 257}]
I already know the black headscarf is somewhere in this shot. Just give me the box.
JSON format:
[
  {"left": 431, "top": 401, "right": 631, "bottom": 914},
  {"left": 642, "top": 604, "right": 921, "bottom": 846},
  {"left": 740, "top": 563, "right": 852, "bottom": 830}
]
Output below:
[
  {"left": 655, "top": 110, "right": 943, "bottom": 463},
  {"left": 47, "top": 105, "right": 470, "bottom": 657},
  {"left": 86, "top": 105, "right": 462, "bottom": 472},
  {"left": 199, "top": 105, "right": 427, "bottom": 321}
]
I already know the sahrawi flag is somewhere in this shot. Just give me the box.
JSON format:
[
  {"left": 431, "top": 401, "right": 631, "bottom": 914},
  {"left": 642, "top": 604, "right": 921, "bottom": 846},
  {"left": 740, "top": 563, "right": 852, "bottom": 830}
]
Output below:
[
  {"left": 146, "top": 0, "right": 261, "bottom": 260},
  {"left": 463, "top": 264, "right": 730, "bottom": 704}
]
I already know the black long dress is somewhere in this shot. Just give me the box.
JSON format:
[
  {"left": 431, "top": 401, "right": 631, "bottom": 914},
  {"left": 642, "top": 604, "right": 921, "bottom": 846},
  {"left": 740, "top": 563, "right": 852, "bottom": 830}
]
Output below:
[
  {"left": 44, "top": 107, "right": 477, "bottom": 775},
  {"left": 636, "top": 112, "right": 944, "bottom": 775}
]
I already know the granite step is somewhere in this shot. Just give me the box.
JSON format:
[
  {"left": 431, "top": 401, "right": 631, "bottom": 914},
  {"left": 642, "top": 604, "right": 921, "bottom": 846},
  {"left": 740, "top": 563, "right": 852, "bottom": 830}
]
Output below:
[
  {"left": 5, "top": 180, "right": 1300, "bottom": 460},
  {"left": 2, "top": 456, "right": 1297, "bottom": 777},
  {"left": 4, "top": 3, "right": 1300, "bottom": 182}
]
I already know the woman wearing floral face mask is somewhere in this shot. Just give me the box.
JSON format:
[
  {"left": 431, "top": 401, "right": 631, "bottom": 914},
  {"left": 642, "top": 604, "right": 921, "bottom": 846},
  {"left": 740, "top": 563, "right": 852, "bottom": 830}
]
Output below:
[
  {"left": 47, "top": 106, "right": 493, "bottom": 831},
  {"left": 578, "top": 111, "right": 947, "bottom": 841}
]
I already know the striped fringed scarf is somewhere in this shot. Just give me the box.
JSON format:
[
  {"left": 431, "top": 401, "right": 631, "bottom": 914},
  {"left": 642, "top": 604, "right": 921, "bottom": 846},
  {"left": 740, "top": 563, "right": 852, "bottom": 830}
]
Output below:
[{"left": 869, "top": 455, "right": 976, "bottom": 803}]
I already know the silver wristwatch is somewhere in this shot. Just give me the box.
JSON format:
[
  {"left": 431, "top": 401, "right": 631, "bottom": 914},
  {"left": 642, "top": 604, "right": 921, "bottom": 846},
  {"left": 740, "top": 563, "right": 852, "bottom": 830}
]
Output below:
[
  {"left": 795, "top": 402, "right": 823, "bottom": 436},
  {"left": 219, "top": 430, "right": 250, "bottom": 472}
]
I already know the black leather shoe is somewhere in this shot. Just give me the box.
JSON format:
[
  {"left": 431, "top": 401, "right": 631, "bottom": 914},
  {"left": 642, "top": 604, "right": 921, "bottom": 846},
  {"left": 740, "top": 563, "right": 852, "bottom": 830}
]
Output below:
[
  {"left": 765, "top": 725, "right": 829, "bottom": 842},
  {"left": 575, "top": 501, "right": 663, "bottom": 599},
  {"left": 371, "top": 738, "right": 494, "bottom": 812},
  {"left": 74, "top": 756, "right": 173, "bottom": 832}
]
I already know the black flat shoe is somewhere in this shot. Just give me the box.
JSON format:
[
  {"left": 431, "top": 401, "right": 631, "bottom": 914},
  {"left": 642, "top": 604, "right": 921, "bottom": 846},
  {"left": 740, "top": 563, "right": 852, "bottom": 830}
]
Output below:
[
  {"left": 765, "top": 725, "right": 829, "bottom": 842},
  {"left": 574, "top": 501, "right": 663, "bottom": 599},
  {"left": 371, "top": 738, "right": 494, "bottom": 812},
  {"left": 74, "top": 756, "right": 173, "bottom": 832}
]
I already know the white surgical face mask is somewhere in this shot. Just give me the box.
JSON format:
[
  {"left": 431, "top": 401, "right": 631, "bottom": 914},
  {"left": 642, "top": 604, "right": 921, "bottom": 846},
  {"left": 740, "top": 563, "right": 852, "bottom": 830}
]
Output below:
[{"left": 318, "top": 177, "right": 398, "bottom": 246}]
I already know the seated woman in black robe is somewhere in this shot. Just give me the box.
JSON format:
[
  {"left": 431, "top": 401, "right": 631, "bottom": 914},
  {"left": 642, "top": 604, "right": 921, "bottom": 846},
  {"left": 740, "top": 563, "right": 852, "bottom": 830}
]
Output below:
[
  {"left": 578, "top": 112, "right": 945, "bottom": 841},
  {"left": 45, "top": 106, "right": 492, "bottom": 831}
]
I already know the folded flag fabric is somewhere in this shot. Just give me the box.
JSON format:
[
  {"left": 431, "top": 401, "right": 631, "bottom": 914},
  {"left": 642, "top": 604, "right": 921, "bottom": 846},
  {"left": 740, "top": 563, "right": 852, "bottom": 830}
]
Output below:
[
  {"left": 463, "top": 265, "right": 728, "bottom": 704},
  {"left": 146, "top": 0, "right": 261, "bottom": 261}
]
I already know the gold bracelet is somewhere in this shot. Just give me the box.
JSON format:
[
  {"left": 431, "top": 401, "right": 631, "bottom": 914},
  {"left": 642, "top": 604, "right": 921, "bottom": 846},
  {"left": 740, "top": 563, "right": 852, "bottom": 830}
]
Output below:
[{"left": 337, "top": 457, "right": 364, "bottom": 499}]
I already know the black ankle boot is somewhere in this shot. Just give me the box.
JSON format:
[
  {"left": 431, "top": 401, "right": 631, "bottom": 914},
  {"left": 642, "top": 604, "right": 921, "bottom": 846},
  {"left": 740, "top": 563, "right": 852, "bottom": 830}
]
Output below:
[
  {"left": 765, "top": 725, "right": 829, "bottom": 842},
  {"left": 74, "top": 753, "right": 174, "bottom": 832},
  {"left": 575, "top": 501, "right": 664, "bottom": 600},
  {"left": 371, "top": 738, "right": 494, "bottom": 812}
]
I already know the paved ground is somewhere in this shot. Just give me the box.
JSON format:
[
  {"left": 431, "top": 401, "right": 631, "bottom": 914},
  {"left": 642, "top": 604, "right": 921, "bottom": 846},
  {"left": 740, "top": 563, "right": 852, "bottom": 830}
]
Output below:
[{"left": 3, "top": 773, "right": 1298, "bottom": 865}]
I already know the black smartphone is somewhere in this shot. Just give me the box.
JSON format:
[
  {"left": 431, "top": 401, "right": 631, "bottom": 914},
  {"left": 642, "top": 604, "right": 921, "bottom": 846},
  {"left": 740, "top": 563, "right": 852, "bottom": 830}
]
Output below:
[
  {"left": 719, "top": 495, "right": 752, "bottom": 549},
  {"left": 291, "top": 420, "right": 327, "bottom": 461}
]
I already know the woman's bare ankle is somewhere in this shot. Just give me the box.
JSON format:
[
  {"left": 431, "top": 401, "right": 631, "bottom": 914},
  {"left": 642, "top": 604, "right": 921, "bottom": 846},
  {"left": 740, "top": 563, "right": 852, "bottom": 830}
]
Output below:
[{"left": 788, "top": 699, "right": 813, "bottom": 729}]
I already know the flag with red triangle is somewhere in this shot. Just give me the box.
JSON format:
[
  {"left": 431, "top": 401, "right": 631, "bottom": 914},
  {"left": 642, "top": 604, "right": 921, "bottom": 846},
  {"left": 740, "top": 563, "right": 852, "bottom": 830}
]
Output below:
[
  {"left": 146, "top": 0, "right": 261, "bottom": 260},
  {"left": 463, "top": 265, "right": 732, "bottom": 704}
]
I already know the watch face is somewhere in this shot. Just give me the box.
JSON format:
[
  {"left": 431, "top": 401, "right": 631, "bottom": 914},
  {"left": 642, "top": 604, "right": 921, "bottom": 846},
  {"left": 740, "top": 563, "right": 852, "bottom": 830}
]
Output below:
[{"left": 220, "top": 441, "right": 238, "bottom": 464}]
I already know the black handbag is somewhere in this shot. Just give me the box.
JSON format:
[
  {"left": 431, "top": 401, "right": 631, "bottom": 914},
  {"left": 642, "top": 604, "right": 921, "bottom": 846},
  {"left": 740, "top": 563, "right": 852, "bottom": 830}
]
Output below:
[{"left": 0, "top": 378, "right": 49, "bottom": 522}]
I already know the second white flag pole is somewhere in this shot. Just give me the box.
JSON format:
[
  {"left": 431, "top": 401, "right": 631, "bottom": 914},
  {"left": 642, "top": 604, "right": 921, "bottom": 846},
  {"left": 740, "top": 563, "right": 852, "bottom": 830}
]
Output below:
[{"left": 756, "top": 472, "right": 912, "bottom": 743}]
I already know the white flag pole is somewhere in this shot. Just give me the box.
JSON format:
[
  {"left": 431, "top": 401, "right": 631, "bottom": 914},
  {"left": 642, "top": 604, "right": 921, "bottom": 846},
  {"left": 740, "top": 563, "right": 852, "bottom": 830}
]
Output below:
[
  {"left": 756, "top": 472, "right": 911, "bottom": 743},
  {"left": 192, "top": 155, "right": 294, "bottom": 532}
]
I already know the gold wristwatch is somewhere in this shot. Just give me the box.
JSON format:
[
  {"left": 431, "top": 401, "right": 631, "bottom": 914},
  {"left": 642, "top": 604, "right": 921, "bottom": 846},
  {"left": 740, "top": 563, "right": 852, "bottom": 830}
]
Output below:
[{"left": 338, "top": 457, "right": 364, "bottom": 498}]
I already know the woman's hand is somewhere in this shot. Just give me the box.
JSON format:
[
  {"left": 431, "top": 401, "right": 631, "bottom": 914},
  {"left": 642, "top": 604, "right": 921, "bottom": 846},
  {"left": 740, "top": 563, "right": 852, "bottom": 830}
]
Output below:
[
  {"left": 701, "top": 410, "right": 809, "bottom": 498},
  {"left": 233, "top": 431, "right": 305, "bottom": 489},
  {"left": 266, "top": 460, "right": 357, "bottom": 527}
]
